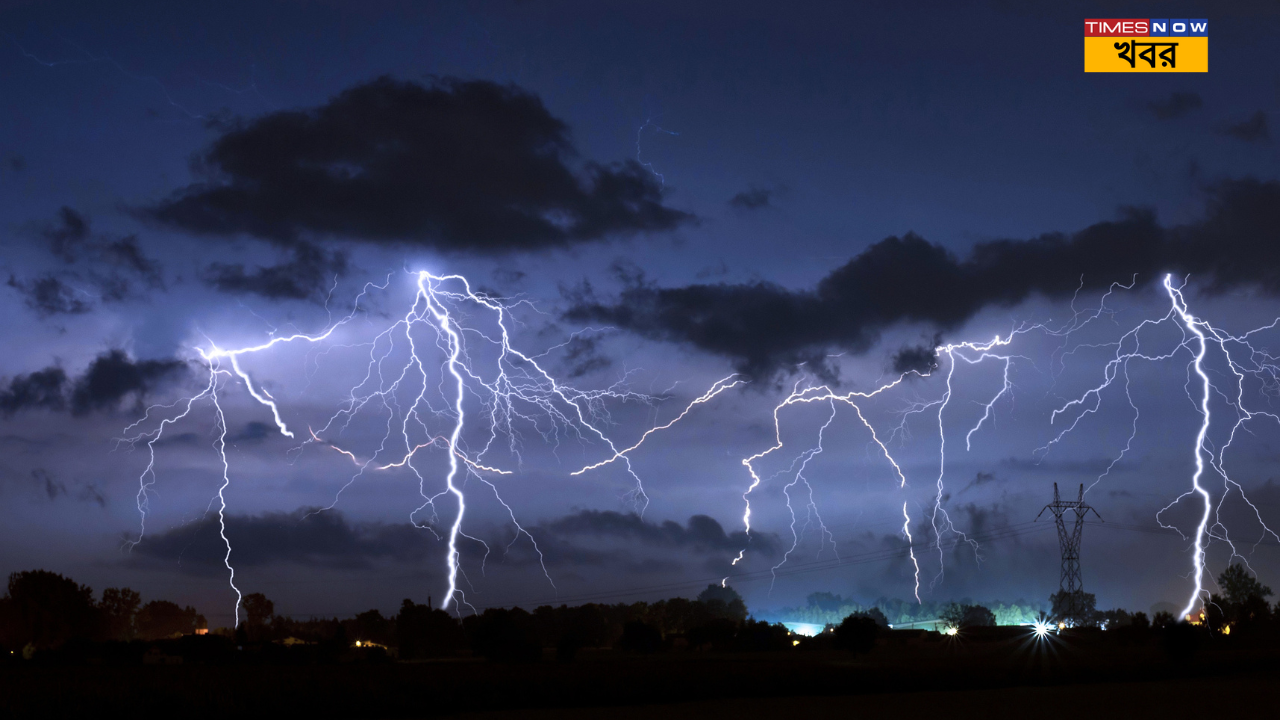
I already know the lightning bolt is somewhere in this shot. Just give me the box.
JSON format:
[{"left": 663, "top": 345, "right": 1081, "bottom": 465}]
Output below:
[
  {"left": 119, "top": 270, "right": 729, "bottom": 621},
  {"left": 1041, "top": 274, "right": 1280, "bottom": 620}
]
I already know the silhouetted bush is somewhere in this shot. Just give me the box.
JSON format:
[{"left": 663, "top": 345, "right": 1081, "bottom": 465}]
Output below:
[
  {"left": 735, "top": 619, "right": 792, "bottom": 651},
  {"left": 136, "top": 600, "right": 205, "bottom": 640},
  {"left": 941, "top": 603, "right": 996, "bottom": 629},
  {"left": 834, "top": 614, "right": 879, "bottom": 654}
]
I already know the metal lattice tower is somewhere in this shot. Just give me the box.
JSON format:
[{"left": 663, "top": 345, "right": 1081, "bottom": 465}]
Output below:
[{"left": 1035, "top": 483, "right": 1101, "bottom": 622}]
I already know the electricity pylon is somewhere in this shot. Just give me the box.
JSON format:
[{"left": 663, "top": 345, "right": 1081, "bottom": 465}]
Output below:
[{"left": 1036, "top": 482, "right": 1101, "bottom": 623}]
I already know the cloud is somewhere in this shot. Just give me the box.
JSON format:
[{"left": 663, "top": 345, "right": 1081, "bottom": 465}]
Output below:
[
  {"left": 0, "top": 350, "right": 188, "bottom": 416},
  {"left": 960, "top": 471, "right": 998, "bottom": 494},
  {"left": 102, "top": 236, "right": 164, "bottom": 288},
  {"left": 566, "top": 178, "right": 1280, "bottom": 379},
  {"left": 7, "top": 274, "right": 92, "bottom": 316},
  {"left": 1147, "top": 92, "right": 1202, "bottom": 120},
  {"left": 0, "top": 366, "right": 69, "bottom": 414},
  {"left": 227, "top": 421, "right": 279, "bottom": 443},
  {"left": 7, "top": 154, "right": 24, "bottom": 172},
  {"left": 43, "top": 206, "right": 90, "bottom": 262},
  {"left": 68, "top": 350, "right": 189, "bottom": 415},
  {"left": 891, "top": 333, "right": 942, "bottom": 374},
  {"left": 537, "top": 509, "right": 779, "bottom": 557},
  {"left": 146, "top": 76, "right": 692, "bottom": 253},
  {"left": 31, "top": 468, "right": 66, "bottom": 500},
  {"left": 203, "top": 242, "right": 348, "bottom": 301},
  {"left": 26, "top": 468, "right": 104, "bottom": 507},
  {"left": 9, "top": 208, "right": 165, "bottom": 314},
  {"left": 1221, "top": 111, "right": 1269, "bottom": 143},
  {"left": 729, "top": 186, "right": 771, "bottom": 210},
  {"left": 131, "top": 508, "right": 434, "bottom": 573},
  {"left": 558, "top": 333, "right": 613, "bottom": 378},
  {"left": 130, "top": 507, "right": 778, "bottom": 576}
]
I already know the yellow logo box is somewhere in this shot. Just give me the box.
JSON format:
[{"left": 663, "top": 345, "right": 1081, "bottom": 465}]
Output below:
[{"left": 1085, "top": 36, "right": 1207, "bottom": 72}]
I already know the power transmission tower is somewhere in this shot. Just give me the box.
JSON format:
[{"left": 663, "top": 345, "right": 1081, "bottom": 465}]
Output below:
[{"left": 1035, "top": 483, "right": 1101, "bottom": 624}]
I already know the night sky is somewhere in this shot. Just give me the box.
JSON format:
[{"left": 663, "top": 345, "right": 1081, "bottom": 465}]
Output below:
[{"left": 3, "top": 0, "right": 1280, "bottom": 627}]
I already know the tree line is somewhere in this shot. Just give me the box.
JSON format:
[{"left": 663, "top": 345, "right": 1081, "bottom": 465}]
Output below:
[
  {"left": 4, "top": 564, "right": 1275, "bottom": 663},
  {"left": 0, "top": 570, "right": 206, "bottom": 650}
]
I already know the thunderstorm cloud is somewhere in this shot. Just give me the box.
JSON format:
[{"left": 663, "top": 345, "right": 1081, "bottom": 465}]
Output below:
[
  {"left": 131, "top": 507, "right": 777, "bottom": 575},
  {"left": 8, "top": 207, "right": 164, "bottom": 315},
  {"left": 566, "top": 178, "right": 1280, "bottom": 379},
  {"left": 146, "top": 76, "right": 693, "bottom": 255},
  {"left": 0, "top": 350, "right": 188, "bottom": 416},
  {"left": 202, "top": 242, "right": 349, "bottom": 301}
]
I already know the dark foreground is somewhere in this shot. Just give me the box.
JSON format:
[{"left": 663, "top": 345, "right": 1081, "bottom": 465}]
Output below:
[{"left": 3, "top": 631, "right": 1277, "bottom": 718}]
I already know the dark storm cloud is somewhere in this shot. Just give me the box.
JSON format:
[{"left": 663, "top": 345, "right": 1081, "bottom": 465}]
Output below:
[
  {"left": 9, "top": 208, "right": 165, "bottom": 314},
  {"left": 203, "top": 242, "right": 348, "bottom": 301},
  {"left": 957, "top": 502, "right": 1009, "bottom": 539},
  {"left": 42, "top": 206, "right": 90, "bottom": 262},
  {"left": 1221, "top": 111, "right": 1269, "bottom": 143},
  {"left": 132, "top": 508, "right": 433, "bottom": 573},
  {"left": 7, "top": 274, "right": 92, "bottom": 315},
  {"left": 729, "top": 186, "right": 771, "bottom": 210},
  {"left": 567, "top": 178, "right": 1280, "bottom": 379},
  {"left": 0, "top": 350, "right": 188, "bottom": 416},
  {"left": 1147, "top": 92, "right": 1203, "bottom": 120},
  {"left": 559, "top": 334, "right": 613, "bottom": 378},
  {"left": 25, "top": 468, "right": 104, "bottom": 507},
  {"left": 538, "top": 509, "right": 779, "bottom": 556},
  {"left": 496, "top": 510, "right": 781, "bottom": 575},
  {"left": 31, "top": 468, "right": 66, "bottom": 500},
  {"left": 131, "top": 507, "right": 766, "bottom": 575},
  {"left": 891, "top": 333, "right": 942, "bottom": 374},
  {"left": 0, "top": 367, "right": 69, "bottom": 414},
  {"left": 227, "top": 421, "right": 278, "bottom": 444},
  {"left": 960, "top": 471, "right": 998, "bottom": 494},
  {"left": 6, "top": 154, "right": 24, "bottom": 172},
  {"left": 69, "top": 350, "right": 188, "bottom": 415},
  {"left": 146, "top": 77, "right": 692, "bottom": 252},
  {"left": 102, "top": 236, "right": 164, "bottom": 288}
]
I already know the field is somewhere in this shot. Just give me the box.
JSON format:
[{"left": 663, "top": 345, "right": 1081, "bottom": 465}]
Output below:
[{"left": 3, "top": 628, "right": 1277, "bottom": 718}]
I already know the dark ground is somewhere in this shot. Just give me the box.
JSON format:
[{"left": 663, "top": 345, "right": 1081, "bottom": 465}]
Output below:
[{"left": 2, "top": 629, "right": 1276, "bottom": 718}]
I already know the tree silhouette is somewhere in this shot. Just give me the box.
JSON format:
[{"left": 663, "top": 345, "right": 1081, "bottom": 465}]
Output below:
[
  {"left": 397, "top": 598, "right": 465, "bottom": 658},
  {"left": 696, "top": 583, "right": 747, "bottom": 622},
  {"left": 4, "top": 570, "right": 99, "bottom": 649},
  {"left": 98, "top": 587, "right": 141, "bottom": 641},
  {"left": 1049, "top": 590, "right": 1097, "bottom": 627},
  {"left": 1214, "top": 563, "right": 1273, "bottom": 629},
  {"left": 243, "top": 592, "right": 275, "bottom": 627},
  {"left": 833, "top": 614, "right": 879, "bottom": 653},
  {"left": 136, "top": 600, "right": 204, "bottom": 640},
  {"left": 464, "top": 607, "right": 542, "bottom": 662},
  {"left": 941, "top": 603, "right": 996, "bottom": 629}
]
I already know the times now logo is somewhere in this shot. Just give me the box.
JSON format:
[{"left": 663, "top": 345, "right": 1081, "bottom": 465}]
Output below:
[{"left": 1084, "top": 19, "right": 1207, "bottom": 36}]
